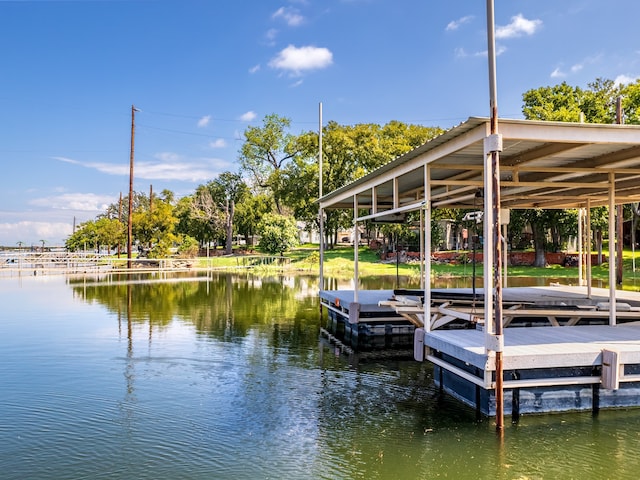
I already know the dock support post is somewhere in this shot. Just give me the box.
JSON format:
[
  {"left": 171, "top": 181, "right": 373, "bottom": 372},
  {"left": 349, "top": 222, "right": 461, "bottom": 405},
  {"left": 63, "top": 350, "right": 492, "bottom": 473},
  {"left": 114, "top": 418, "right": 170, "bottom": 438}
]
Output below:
[
  {"left": 424, "top": 165, "right": 432, "bottom": 332},
  {"left": 592, "top": 366, "right": 600, "bottom": 416},
  {"left": 511, "top": 371, "right": 520, "bottom": 423},
  {"left": 353, "top": 195, "right": 359, "bottom": 304},
  {"left": 578, "top": 208, "right": 584, "bottom": 286},
  {"left": 485, "top": 0, "right": 504, "bottom": 432},
  {"left": 587, "top": 199, "right": 592, "bottom": 299},
  {"left": 608, "top": 172, "right": 617, "bottom": 326}
]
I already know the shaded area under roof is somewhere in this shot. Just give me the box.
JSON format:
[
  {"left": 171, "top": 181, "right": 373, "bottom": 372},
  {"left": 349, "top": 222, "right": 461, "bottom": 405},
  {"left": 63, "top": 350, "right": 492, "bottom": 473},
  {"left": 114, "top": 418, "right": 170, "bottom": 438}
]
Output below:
[{"left": 319, "top": 117, "right": 640, "bottom": 219}]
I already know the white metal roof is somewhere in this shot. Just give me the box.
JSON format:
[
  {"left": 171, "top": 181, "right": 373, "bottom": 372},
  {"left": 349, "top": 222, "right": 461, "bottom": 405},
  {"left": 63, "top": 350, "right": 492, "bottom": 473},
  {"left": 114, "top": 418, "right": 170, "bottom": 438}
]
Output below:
[{"left": 319, "top": 117, "right": 640, "bottom": 219}]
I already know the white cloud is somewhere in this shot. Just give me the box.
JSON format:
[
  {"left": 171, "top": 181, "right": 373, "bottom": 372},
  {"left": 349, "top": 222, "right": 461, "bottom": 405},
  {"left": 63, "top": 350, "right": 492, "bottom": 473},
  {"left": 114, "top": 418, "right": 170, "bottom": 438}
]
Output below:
[
  {"left": 265, "top": 28, "right": 278, "bottom": 45},
  {"left": 496, "top": 14, "right": 542, "bottom": 39},
  {"left": 466, "top": 45, "right": 507, "bottom": 58},
  {"left": 290, "top": 79, "right": 304, "bottom": 88},
  {"left": 446, "top": 15, "right": 474, "bottom": 32},
  {"left": 29, "top": 192, "right": 114, "bottom": 211},
  {"left": 53, "top": 155, "right": 224, "bottom": 183},
  {"left": 550, "top": 54, "right": 602, "bottom": 79},
  {"left": 269, "top": 45, "right": 333, "bottom": 75},
  {"left": 614, "top": 74, "right": 640, "bottom": 86},
  {"left": 197, "top": 115, "right": 211, "bottom": 128},
  {"left": 272, "top": 6, "right": 304, "bottom": 26},
  {"left": 239, "top": 111, "right": 257, "bottom": 122},
  {"left": 0, "top": 220, "right": 75, "bottom": 246},
  {"left": 455, "top": 45, "right": 506, "bottom": 59},
  {"left": 209, "top": 139, "right": 227, "bottom": 148},
  {"left": 249, "top": 64, "right": 260, "bottom": 74}
]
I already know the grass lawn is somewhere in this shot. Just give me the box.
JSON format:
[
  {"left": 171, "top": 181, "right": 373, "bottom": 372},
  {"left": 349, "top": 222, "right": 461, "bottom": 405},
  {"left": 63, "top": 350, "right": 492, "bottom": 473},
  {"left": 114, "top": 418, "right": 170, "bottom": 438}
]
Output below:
[{"left": 194, "top": 245, "right": 640, "bottom": 283}]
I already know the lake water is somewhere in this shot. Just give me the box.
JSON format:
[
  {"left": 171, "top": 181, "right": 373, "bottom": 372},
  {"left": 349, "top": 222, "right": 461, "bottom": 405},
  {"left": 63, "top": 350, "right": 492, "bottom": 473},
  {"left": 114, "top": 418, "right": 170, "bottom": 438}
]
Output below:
[{"left": 2, "top": 272, "right": 640, "bottom": 479}]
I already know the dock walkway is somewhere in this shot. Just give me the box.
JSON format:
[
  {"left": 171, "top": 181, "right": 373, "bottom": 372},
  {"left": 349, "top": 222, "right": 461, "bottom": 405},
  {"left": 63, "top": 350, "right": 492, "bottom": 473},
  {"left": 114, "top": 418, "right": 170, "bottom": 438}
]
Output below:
[{"left": 320, "top": 285, "right": 640, "bottom": 415}]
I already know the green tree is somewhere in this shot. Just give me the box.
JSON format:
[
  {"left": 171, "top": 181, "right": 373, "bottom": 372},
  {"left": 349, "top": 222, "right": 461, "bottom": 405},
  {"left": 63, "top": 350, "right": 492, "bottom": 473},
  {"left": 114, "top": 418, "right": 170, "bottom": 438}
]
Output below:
[
  {"left": 621, "top": 79, "right": 640, "bottom": 124},
  {"left": 94, "top": 217, "right": 125, "bottom": 253},
  {"left": 580, "top": 78, "right": 621, "bottom": 123},
  {"left": 209, "top": 172, "right": 249, "bottom": 254},
  {"left": 520, "top": 78, "right": 637, "bottom": 261},
  {"left": 131, "top": 198, "right": 178, "bottom": 257},
  {"left": 238, "top": 114, "right": 300, "bottom": 214},
  {"left": 258, "top": 213, "right": 299, "bottom": 255},
  {"left": 235, "top": 193, "right": 274, "bottom": 247},
  {"left": 284, "top": 120, "right": 442, "bottom": 248},
  {"left": 189, "top": 184, "right": 226, "bottom": 248},
  {"left": 66, "top": 220, "right": 98, "bottom": 251},
  {"left": 522, "top": 82, "right": 584, "bottom": 122}
]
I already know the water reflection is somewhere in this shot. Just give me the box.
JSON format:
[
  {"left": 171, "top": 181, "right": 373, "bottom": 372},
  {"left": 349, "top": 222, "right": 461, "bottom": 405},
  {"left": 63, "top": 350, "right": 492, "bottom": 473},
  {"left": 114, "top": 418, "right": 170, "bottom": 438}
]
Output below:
[
  {"left": 3, "top": 274, "right": 640, "bottom": 479},
  {"left": 69, "top": 272, "right": 322, "bottom": 344}
]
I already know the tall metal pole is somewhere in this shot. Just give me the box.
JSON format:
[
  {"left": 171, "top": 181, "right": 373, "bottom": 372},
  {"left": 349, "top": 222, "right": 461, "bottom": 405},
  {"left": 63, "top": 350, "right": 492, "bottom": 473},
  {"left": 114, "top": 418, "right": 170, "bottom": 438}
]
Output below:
[
  {"left": 127, "top": 105, "right": 137, "bottom": 269},
  {"left": 486, "top": 0, "right": 504, "bottom": 432},
  {"left": 616, "top": 96, "right": 624, "bottom": 285},
  {"left": 318, "top": 102, "right": 324, "bottom": 293}
]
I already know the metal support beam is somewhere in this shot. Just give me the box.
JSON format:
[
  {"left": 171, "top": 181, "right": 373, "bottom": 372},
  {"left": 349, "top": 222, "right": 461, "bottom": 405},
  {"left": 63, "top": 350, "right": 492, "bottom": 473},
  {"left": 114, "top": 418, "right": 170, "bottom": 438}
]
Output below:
[
  {"left": 609, "top": 172, "right": 617, "bottom": 325},
  {"left": 587, "top": 199, "right": 592, "bottom": 299},
  {"left": 424, "top": 165, "right": 432, "bottom": 333},
  {"left": 354, "top": 195, "right": 359, "bottom": 303}
]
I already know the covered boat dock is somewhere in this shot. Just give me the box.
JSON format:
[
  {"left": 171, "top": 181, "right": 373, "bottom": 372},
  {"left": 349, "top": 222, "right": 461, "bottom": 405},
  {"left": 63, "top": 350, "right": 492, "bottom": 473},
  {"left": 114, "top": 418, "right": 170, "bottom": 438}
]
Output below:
[{"left": 318, "top": 116, "right": 640, "bottom": 415}]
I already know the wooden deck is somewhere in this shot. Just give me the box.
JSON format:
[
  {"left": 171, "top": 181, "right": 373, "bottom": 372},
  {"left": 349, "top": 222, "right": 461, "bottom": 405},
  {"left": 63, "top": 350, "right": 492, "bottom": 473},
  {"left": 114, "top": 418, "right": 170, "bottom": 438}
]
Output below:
[
  {"left": 320, "top": 285, "right": 640, "bottom": 414},
  {"left": 426, "top": 324, "right": 640, "bottom": 373}
]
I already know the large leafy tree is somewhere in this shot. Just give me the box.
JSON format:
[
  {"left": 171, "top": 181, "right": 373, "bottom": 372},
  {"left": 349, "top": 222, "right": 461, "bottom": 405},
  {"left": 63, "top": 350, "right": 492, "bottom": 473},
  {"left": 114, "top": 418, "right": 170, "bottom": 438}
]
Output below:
[
  {"left": 234, "top": 193, "right": 274, "bottom": 247},
  {"left": 281, "top": 120, "right": 442, "bottom": 248},
  {"left": 209, "top": 172, "right": 249, "bottom": 254},
  {"left": 66, "top": 217, "right": 124, "bottom": 253},
  {"left": 522, "top": 82, "right": 584, "bottom": 122},
  {"left": 238, "top": 114, "right": 300, "bottom": 214},
  {"left": 621, "top": 79, "right": 640, "bottom": 124},
  {"left": 520, "top": 77, "right": 640, "bottom": 263},
  {"left": 188, "top": 173, "right": 249, "bottom": 254},
  {"left": 189, "top": 184, "right": 226, "bottom": 248},
  {"left": 132, "top": 198, "right": 178, "bottom": 257}
]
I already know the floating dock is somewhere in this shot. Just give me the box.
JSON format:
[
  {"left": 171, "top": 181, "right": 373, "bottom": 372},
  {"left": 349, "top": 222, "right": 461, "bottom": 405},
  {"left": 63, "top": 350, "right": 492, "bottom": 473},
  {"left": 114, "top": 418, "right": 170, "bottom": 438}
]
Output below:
[
  {"left": 320, "top": 285, "right": 640, "bottom": 416},
  {"left": 316, "top": 117, "right": 640, "bottom": 418}
]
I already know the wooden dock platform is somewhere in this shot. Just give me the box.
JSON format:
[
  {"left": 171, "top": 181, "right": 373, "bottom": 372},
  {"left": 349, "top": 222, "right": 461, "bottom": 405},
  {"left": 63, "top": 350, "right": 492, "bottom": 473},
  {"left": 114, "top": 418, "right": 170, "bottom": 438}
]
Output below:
[{"left": 320, "top": 285, "right": 640, "bottom": 415}]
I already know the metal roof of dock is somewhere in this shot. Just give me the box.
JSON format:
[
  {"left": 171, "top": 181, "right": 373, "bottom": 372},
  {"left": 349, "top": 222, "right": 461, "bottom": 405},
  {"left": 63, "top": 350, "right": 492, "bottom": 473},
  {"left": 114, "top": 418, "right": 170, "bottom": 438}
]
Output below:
[{"left": 319, "top": 117, "right": 640, "bottom": 219}]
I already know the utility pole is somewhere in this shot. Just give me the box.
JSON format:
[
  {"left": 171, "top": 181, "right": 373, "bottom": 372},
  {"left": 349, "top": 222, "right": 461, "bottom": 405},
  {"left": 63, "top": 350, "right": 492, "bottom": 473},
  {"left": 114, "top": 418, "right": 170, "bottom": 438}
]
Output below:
[
  {"left": 149, "top": 184, "right": 153, "bottom": 251},
  {"left": 118, "top": 192, "right": 123, "bottom": 258},
  {"left": 127, "top": 105, "right": 138, "bottom": 269}
]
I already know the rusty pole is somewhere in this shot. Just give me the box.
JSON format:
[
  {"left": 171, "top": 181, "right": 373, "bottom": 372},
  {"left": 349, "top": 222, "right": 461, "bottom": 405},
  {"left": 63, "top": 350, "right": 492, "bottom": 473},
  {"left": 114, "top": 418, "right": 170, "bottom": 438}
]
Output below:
[{"left": 486, "top": 0, "right": 504, "bottom": 433}]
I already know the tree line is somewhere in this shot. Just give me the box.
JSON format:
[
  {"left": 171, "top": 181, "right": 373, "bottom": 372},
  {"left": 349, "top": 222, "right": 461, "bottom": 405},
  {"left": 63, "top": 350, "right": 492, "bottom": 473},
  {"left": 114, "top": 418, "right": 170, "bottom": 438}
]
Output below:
[
  {"left": 66, "top": 77, "right": 640, "bottom": 264},
  {"left": 66, "top": 115, "right": 442, "bottom": 257}
]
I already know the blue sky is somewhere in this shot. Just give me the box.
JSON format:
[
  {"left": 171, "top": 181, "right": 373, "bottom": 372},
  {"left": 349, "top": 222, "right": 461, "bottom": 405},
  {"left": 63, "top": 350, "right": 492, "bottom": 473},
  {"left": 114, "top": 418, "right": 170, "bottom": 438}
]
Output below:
[{"left": 2, "top": 0, "right": 639, "bottom": 246}]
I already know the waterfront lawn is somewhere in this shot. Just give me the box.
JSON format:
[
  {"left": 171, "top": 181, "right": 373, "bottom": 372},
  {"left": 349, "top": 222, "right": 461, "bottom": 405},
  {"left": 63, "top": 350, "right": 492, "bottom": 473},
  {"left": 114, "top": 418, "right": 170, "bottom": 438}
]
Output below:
[{"left": 193, "top": 245, "right": 640, "bottom": 284}]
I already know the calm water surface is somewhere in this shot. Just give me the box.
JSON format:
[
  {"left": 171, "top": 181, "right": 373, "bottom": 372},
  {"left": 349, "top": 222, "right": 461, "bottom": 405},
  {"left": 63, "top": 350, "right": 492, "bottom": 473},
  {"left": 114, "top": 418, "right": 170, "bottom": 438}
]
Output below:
[{"left": 2, "top": 272, "right": 640, "bottom": 479}]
